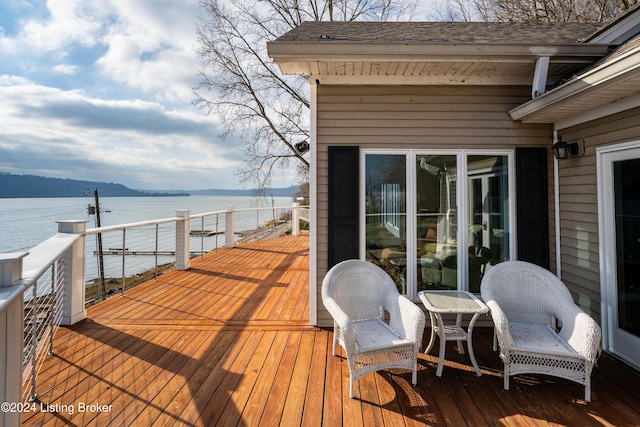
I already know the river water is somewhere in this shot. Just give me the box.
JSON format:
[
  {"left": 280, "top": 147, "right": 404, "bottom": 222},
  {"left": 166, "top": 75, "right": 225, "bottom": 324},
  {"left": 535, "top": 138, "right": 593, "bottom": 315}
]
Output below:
[
  {"left": 0, "top": 195, "right": 293, "bottom": 287},
  {"left": 0, "top": 195, "right": 292, "bottom": 254}
]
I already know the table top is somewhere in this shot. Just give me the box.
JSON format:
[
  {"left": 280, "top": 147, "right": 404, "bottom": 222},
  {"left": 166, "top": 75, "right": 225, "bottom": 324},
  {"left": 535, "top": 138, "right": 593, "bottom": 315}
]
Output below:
[{"left": 418, "top": 290, "right": 488, "bottom": 314}]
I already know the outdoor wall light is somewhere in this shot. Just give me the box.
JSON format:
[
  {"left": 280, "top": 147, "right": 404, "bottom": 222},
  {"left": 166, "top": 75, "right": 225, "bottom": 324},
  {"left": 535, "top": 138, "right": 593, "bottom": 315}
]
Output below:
[
  {"left": 295, "top": 140, "right": 310, "bottom": 154},
  {"left": 551, "top": 137, "right": 584, "bottom": 160}
]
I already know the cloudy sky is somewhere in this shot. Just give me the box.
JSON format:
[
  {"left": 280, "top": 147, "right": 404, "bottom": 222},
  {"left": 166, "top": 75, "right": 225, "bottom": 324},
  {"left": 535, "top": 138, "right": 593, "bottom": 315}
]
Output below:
[{"left": 0, "top": 0, "right": 288, "bottom": 190}]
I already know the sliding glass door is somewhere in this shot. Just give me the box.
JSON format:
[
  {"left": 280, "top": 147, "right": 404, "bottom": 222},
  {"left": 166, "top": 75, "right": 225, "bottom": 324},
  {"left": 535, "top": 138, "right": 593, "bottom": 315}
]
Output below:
[
  {"left": 416, "top": 154, "right": 458, "bottom": 291},
  {"left": 363, "top": 150, "right": 513, "bottom": 298},
  {"left": 600, "top": 144, "right": 640, "bottom": 369}
]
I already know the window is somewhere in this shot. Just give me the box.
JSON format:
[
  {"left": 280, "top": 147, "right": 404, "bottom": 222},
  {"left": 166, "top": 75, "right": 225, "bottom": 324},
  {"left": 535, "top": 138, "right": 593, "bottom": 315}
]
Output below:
[
  {"left": 467, "top": 155, "right": 510, "bottom": 293},
  {"left": 363, "top": 153, "right": 408, "bottom": 292},
  {"left": 362, "top": 150, "right": 514, "bottom": 298}
]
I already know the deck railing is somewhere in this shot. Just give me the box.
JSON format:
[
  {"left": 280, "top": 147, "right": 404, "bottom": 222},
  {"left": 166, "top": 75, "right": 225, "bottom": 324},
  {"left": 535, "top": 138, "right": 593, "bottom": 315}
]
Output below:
[
  {"left": 0, "top": 203, "right": 306, "bottom": 421},
  {"left": 83, "top": 204, "right": 305, "bottom": 306},
  {"left": 0, "top": 221, "right": 86, "bottom": 425}
]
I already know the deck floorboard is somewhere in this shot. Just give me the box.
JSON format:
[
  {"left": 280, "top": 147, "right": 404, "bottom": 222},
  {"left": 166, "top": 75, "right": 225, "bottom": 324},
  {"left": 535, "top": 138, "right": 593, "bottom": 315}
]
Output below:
[{"left": 21, "top": 235, "right": 640, "bottom": 426}]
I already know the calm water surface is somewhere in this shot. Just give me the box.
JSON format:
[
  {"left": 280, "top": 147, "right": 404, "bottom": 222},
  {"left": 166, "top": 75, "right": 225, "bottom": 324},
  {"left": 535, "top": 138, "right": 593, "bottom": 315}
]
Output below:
[{"left": 0, "top": 195, "right": 291, "bottom": 253}]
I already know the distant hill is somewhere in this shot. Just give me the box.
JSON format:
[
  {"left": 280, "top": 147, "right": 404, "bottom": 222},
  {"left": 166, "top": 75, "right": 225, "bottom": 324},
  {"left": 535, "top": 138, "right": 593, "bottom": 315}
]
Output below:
[
  {"left": 0, "top": 173, "right": 186, "bottom": 198},
  {"left": 0, "top": 172, "right": 301, "bottom": 199}
]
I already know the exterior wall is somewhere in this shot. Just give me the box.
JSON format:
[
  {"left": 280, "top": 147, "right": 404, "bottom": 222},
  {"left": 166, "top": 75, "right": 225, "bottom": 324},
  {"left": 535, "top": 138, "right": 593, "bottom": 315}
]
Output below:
[
  {"left": 555, "top": 107, "right": 640, "bottom": 322},
  {"left": 315, "top": 84, "right": 552, "bottom": 326}
]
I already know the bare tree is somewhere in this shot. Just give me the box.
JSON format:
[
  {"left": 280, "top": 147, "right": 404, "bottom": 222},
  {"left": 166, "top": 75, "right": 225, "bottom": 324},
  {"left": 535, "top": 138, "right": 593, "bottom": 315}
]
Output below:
[
  {"left": 194, "top": 0, "right": 420, "bottom": 192},
  {"left": 430, "top": 0, "right": 637, "bottom": 22}
]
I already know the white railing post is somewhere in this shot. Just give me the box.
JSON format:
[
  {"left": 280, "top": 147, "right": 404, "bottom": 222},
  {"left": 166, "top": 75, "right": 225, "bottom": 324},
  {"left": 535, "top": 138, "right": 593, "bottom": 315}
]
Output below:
[
  {"left": 175, "top": 210, "right": 191, "bottom": 270},
  {"left": 57, "top": 220, "right": 88, "bottom": 326},
  {"left": 0, "top": 252, "right": 27, "bottom": 425},
  {"left": 225, "top": 206, "right": 235, "bottom": 248},
  {"left": 292, "top": 202, "right": 300, "bottom": 236}
]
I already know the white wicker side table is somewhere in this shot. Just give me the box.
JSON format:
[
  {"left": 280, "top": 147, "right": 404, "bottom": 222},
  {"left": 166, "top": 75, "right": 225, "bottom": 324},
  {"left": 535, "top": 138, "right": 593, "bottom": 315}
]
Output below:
[{"left": 418, "top": 290, "right": 489, "bottom": 377}]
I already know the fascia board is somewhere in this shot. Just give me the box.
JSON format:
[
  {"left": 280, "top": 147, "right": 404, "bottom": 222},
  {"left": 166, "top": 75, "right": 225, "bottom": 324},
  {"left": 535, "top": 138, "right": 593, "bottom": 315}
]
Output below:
[
  {"left": 267, "top": 42, "right": 608, "bottom": 62},
  {"left": 308, "top": 74, "right": 533, "bottom": 85}
]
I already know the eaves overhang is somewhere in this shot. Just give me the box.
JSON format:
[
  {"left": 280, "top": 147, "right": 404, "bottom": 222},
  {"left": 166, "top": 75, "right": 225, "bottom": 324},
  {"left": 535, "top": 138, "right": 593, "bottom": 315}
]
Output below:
[
  {"left": 509, "top": 43, "right": 640, "bottom": 127},
  {"left": 267, "top": 41, "right": 609, "bottom": 85}
]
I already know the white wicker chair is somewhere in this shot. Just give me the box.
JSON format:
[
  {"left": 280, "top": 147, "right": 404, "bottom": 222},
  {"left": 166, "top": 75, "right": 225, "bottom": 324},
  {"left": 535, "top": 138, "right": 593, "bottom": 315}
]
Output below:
[
  {"left": 480, "top": 261, "right": 601, "bottom": 402},
  {"left": 322, "top": 259, "right": 426, "bottom": 398}
]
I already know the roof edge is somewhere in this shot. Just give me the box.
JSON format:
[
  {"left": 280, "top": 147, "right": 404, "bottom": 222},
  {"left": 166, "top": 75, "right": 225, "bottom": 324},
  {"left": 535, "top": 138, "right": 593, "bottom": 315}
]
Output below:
[
  {"left": 509, "top": 44, "right": 640, "bottom": 122},
  {"left": 584, "top": 3, "right": 640, "bottom": 44},
  {"left": 267, "top": 41, "right": 609, "bottom": 61}
]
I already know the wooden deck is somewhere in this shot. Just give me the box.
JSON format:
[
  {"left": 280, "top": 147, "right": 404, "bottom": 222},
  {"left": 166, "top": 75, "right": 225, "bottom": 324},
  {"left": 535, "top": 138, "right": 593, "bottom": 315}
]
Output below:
[{"left": 23, "top": 235, "right": 640, "bottom": 426}]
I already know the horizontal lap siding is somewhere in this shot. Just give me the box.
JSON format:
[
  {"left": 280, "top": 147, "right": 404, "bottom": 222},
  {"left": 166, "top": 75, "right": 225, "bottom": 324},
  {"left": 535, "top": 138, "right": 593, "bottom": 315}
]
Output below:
[
  {"left": 555, "top": 107, "right": 640, "bottom": 321},
  {"left": 315, "top": 85, "right": 552, "bottom": 326}
]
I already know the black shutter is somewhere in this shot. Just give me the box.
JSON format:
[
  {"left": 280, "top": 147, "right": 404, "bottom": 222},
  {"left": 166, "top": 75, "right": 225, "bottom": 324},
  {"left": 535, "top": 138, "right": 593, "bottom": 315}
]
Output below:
[
  {"left": 516, "top": 147, "right": 550, "bottom": 269},
  {"left": 328, "top": 146, "right": 359, "bottom": 268}
]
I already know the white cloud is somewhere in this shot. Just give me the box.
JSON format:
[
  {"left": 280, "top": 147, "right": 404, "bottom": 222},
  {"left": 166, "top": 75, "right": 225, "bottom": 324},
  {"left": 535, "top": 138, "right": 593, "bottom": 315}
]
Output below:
[
  {"left": 14, "top": 0, "right": 102, "bottom": 54},
  {"left": 52, "top": 64, "right": 77, "bottom": 74},
  {"left": 0, "top": 78, "right": 245, "bottom": 189},
  {"left": 1, "top": 0, "right": 200, "bottom": 102},
  {"left": 95, "top": 0, "right": 200, "bottom": 102}
]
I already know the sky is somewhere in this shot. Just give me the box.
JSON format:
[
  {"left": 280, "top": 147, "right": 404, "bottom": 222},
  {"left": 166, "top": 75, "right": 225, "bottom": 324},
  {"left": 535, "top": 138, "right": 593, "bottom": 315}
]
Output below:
[{"left": 0, "top": 0, "right": 294, "bottom": 191}]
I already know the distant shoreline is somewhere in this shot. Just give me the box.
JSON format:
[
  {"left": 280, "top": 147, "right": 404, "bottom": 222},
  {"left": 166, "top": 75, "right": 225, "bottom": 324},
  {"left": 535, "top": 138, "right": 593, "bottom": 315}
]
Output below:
[
  {"left": 0, "top": 172, "right": 300, "bottom": 198},
  {"left": 0, "top": 194, "right": 187, "bottom": 199}
]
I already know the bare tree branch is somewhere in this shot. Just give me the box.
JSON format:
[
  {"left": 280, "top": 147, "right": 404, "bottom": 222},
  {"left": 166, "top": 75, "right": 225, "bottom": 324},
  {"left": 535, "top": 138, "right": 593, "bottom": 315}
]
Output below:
[
  {"left": 432, "top": 0, "right": 636, "bottom": 22},
  {"left": 194, "top": 0, "right": 420, "bottom": 191}
]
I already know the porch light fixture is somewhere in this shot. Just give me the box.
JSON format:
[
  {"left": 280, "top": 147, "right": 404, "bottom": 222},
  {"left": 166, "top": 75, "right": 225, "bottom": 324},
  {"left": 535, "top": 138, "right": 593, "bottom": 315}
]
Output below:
[{"left": 551, "top": 137, "right": 584, "bottom": 160}]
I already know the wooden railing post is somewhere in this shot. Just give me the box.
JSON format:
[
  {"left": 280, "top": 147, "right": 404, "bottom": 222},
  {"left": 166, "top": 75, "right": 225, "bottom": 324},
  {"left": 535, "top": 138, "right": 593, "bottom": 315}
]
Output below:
[
  {"left": 292, "top": 202, "right": 300, "bottom": 236},
  {"left": 57, "top": 220, "right": 88, "bottom": 325},
  {"left": 0, "top": 252, "right": 27, "bottom": 425},
  {"left": 225, "top": 206, "right": 235, "bottom": 248},
  {"left": 175, "top": 210, "right": 191, "bottom": 270}
]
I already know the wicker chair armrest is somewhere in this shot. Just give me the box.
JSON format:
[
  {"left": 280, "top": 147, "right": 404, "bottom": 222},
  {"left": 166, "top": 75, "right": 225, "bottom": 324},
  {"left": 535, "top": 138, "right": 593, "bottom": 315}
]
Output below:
[
  {"left": 322, "top": 295, "right": 356, "bottom": 355},
  {"left": 387, "top": 295, "right": 426, "bottom": 342},
  {"left": 485, "top": 299, "right": 514, "bottom": 351},
  {"left": 556, "top": 306, "right": 602, "bottom": 365}
]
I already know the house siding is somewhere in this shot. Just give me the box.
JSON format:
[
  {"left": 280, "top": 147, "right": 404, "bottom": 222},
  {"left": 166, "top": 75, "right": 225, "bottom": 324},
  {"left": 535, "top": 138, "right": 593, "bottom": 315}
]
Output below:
[
  {"left": 315, "top": 84, "right": 552, "bottom": 326},
  {"left": 555, "top": 107, "right": 640, "bottom": 322}
]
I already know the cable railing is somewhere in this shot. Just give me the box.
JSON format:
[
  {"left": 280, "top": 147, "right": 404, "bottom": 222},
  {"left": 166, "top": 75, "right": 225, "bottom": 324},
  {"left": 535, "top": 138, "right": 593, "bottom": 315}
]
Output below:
[
  {"left": 299, "top": 206, "right": 310, "bottom": 223},
  {"left": 22, "top": 255, "right": 65, "bottom": 402},
  {"left": 84, "top": 217, "right": 180, "bottom": 305},
  {"left": 83, "top": 204, "right": 303, "bottom": 307}
]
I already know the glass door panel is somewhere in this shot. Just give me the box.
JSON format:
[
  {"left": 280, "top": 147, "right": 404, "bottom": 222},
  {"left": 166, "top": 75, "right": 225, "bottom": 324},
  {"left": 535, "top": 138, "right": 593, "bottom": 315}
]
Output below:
[
  {"left": 416, "top": 155, "right": 458, "bottom": 291},
  {"left": 601, "top": 147, "right": 640, "bottom": 369},
  {"left": 364, "top": 154, "right": 407, "bottom": 294},
  {"left": 467, "top": 155, "right": 509, "bottom": 293},
  {"left": 614, "top": 158, "right": 640, "bottom": 339}
]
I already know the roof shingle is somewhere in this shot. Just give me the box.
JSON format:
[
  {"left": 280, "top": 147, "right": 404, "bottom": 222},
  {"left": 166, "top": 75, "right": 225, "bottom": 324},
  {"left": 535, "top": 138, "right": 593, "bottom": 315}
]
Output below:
[{"left": 273, "top": 21, "right": 604, "bottom": 45}]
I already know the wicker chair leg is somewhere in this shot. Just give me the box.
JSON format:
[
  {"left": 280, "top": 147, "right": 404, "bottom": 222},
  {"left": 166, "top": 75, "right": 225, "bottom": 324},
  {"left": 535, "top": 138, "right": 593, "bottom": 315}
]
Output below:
[
  {"left": 585, "top": 380, "right": 591, "bottom": 402},
  {"left": 504, "top": 367, "right": 510, "bottom": 390}
]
